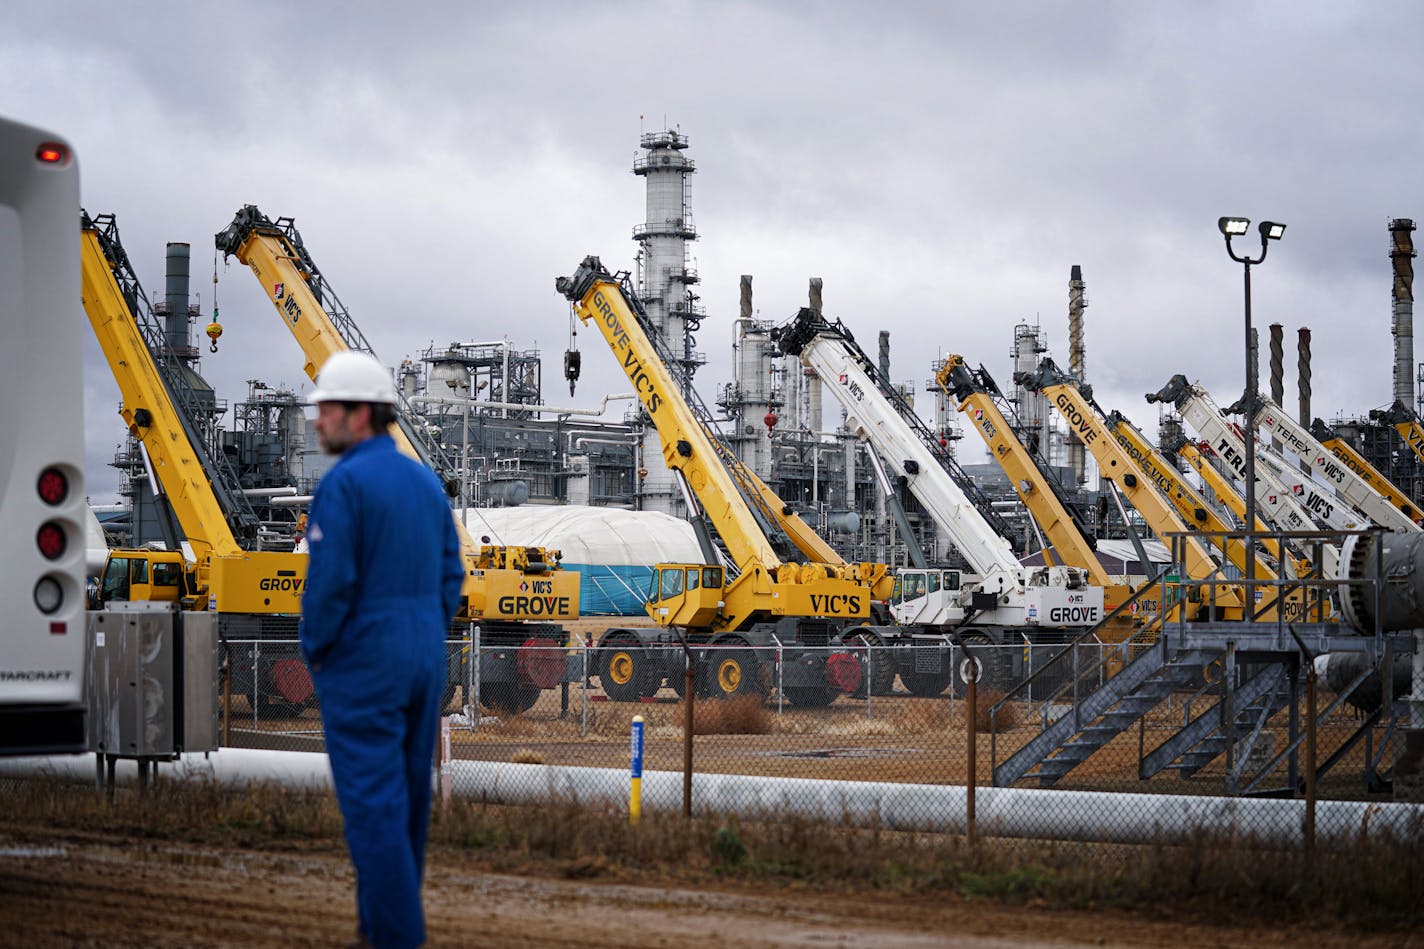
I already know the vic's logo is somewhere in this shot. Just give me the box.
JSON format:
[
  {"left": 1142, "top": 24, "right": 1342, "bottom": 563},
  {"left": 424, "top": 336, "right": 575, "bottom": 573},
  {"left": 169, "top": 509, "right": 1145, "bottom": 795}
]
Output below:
[{"left": 273, "top": 283, "right": 284, "bottom": 300}]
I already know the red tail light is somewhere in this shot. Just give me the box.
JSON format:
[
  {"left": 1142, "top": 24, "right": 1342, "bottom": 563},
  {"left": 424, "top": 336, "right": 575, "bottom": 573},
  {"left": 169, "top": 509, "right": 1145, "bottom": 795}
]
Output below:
[
  {"left": 37, "top": 467, "right": 68, "bottom": 506},
  {"left": 36, "top": 523, "right": 66, "bottom": 560}
]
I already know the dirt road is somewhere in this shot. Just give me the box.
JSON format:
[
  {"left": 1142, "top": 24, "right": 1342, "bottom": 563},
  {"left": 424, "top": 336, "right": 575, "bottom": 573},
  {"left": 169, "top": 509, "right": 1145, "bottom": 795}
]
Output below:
[{"left": 0, "top": 823, "right": 1409, "bottom": 948}]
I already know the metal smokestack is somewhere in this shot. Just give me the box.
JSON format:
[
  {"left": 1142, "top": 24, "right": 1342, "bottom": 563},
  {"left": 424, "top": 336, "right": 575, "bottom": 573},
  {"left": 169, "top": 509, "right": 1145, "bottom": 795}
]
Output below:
[
  {"left": 164, "top": 242, "right": 192, "bottom": 354},
  {"left": 1298, "top": 327, "right": 1312, "bottom": 428},
  {"left": 1269, "top": 323, "right": 1284, "bottom": 407},
  {"left": 806, "top": 278, "right": 823, "bottom": 433},
  {"left": 1068, "top": 265, "right": 1088, "bottom": 486},
  {"left": 1392, "top": 218, "right": 1417, "bottom": 409},
  {"left": 739, "top": 274, "right": 752, "bottom": 320},
  {"left": 878, "top": 331, "right": 890, "bottom": 381}
]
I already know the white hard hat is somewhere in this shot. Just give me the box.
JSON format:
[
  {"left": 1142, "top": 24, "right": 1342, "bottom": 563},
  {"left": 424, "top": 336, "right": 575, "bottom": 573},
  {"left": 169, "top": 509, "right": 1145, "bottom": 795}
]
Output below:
[{"left": 310, "top": 351, "right": 398, "bottom": 404}]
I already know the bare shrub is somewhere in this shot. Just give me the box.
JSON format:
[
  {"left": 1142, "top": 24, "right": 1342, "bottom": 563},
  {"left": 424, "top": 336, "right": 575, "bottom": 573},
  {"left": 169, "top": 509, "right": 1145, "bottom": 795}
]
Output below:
[
  {"left": 690, "top": 695, "right": 772, "bottom": 735},
  {"left": 974, "top": 689, "right": 1019, "bottom": 733}
]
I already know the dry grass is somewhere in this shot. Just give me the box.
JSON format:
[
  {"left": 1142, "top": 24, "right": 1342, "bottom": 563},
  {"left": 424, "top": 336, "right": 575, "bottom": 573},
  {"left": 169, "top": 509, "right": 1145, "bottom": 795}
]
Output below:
[{"left": 6, "top": 774, "right": 1421, "bottom": 932}]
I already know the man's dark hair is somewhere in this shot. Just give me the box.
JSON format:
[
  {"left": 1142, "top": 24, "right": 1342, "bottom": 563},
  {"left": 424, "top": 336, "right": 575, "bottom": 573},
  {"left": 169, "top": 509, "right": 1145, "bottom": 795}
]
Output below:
[{"left": 368, "top": 402, "right": 398, "bottom": 431}]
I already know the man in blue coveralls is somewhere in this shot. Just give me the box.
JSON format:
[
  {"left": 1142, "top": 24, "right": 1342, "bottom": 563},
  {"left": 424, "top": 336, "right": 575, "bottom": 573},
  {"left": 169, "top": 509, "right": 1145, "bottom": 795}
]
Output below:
[{"left": 301, "top": 351, "right": 465, "bottom": 949}]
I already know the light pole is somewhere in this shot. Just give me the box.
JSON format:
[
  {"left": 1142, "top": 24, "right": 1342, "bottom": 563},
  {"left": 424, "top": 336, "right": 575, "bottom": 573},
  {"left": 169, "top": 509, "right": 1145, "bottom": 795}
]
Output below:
[{"left": 1218, "top": 217, "right": 1286, "bottom": 598}]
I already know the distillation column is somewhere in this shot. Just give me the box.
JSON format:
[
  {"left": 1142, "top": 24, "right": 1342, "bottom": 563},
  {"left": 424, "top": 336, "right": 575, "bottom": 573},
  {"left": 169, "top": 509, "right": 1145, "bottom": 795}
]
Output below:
[
  {"left": 724, "top": 275, "right": 779, "bottom": 477},
  {"left": 631, "top": 128, "right": 705, "bottom": 515}
]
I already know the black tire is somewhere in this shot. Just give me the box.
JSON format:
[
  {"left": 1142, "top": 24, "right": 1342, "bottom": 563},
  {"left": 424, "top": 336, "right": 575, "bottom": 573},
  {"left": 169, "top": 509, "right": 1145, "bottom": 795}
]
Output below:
[
  {"left": 845, "top": 628, "right": 896, "bottom": 697},
  {"left": 950, "top": 633, "right": 1012, "bottom": 697},
  {"left": 480, "top": 683, "right": 540, "bottom": 715},
  {"left": 901, "top": 667, "right": 954, "bottom": 698},
  {"left": 782, "top": 685, "right": 839, "bottom": 708},
  {"left": 697, "top": 646, "right": 768, "bottom": 701},
  {"left": 599, "top": 633, "right": 656, "bottom": 702}
]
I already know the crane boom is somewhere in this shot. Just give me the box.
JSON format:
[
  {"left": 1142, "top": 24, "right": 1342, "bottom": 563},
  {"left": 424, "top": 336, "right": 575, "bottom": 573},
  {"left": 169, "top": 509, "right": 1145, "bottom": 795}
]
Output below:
[
  {"left": 1016, "top": 360, "right": 1228, "bottom": 586},
  {"left": 557, "top": 256, "right": 887, "bottom": 635},
  {"left": 1147, "top": 375, "right": 1341, "bottom": 577},
  {"left": 82, "top": 214, "right": 246, "bottom": 564},
  {"left": 1245, "top": 396, "right": 1418, "bottom": 532},
  {"left": 1311, "top": 419, "right": 1423, "bottom": 525},
  {"left": 775, "top": 312, "right": 1020, "bottom": 579},
  {"left": 217, "top": 205, "right": 579, "bottom": 625},
  {"left": 936, "top": 354, "right": 1106, "bottom": 584}
]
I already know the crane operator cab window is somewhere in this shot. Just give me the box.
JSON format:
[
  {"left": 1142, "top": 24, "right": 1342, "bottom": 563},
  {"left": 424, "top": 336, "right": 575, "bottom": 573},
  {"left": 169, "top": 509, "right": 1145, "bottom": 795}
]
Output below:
[
  {"left": 100, "top": 556, "right": 131, "bottom": 602},
  {"left": 895, "top": 570, "right": 928, "bottom": 605},
  {"left": 660, "top": 567, "right": 684, "bottom": 599}
]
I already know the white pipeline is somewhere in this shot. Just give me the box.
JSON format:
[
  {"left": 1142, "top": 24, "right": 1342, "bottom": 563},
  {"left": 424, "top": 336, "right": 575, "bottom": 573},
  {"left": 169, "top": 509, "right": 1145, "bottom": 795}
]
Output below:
[{"left": 3, "top": 750, "right": 1421, "bottom": 847}]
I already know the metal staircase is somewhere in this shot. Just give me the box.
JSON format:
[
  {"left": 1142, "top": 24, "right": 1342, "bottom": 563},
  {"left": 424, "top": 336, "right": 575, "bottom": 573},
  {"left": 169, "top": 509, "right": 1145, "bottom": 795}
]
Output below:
[
  {"left": 995, "top": 639, "right": 1213, "bottom": 787},
  {"left": 1139, "top": 661, "right": 1292, "bottom": 779}
]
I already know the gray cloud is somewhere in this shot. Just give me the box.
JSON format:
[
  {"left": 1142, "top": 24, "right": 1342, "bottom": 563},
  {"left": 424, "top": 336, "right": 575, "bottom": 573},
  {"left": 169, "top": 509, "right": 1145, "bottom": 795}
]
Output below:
[{"left": 4, "top": 1, "right": 1421, "bottom": 498}]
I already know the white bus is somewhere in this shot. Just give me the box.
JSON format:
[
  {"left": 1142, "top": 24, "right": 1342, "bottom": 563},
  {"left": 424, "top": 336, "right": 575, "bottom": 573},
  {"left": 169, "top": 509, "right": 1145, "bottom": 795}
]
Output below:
[{"left": 0, "top": 115, "right": 87, "bottom": 754}]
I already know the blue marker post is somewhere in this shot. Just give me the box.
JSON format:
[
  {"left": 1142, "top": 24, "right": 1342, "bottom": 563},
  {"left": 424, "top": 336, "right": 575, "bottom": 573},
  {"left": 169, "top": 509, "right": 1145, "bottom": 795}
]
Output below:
[{"left": 629, "top": 715, "right": 645, "bottom": 825}]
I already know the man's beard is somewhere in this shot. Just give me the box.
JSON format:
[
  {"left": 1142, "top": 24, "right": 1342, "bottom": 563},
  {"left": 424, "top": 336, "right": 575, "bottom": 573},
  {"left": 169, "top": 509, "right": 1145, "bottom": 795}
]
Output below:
[{"left": 318, "top": 425, "right": 355, "bottom": 455}]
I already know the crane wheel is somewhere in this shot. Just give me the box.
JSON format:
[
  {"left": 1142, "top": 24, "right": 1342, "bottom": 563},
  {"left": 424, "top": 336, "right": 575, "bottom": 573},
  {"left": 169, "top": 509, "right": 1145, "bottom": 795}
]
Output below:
[
  {"left": 697, "top": 645, "right": 768, "bottom": 700},
  {"left": 599, "top": 631, "right": 657, "bottom": 701}
]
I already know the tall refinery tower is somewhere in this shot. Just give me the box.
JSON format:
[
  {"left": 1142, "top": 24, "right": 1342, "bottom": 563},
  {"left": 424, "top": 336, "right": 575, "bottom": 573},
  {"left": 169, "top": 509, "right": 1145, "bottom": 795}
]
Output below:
[{"left": 632, "top": 128, "right": 707, "bottom": 515}]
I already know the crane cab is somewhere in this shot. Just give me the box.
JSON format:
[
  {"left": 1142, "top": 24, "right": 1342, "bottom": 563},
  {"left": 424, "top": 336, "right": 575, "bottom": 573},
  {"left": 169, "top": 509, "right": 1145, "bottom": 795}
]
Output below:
[
  {"left": 890, "top": 568, "right": 961, "bottom": 626},
  {"left": 647, "top": 563, "right": 724, "bottom": 628},
  {"left": 97, "top": 549, "right": 188, "bottom": 606}
]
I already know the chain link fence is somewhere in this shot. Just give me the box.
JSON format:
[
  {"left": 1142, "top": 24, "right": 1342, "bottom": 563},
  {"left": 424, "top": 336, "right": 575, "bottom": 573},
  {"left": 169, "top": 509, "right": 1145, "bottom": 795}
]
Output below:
[{"left": 215, "top": 628, "right": 1422, "bottom": 856}]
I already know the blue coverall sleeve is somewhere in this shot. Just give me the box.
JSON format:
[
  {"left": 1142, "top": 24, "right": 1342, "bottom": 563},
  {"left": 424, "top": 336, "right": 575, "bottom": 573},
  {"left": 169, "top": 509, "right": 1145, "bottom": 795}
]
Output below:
[
  {"left": 300, "top": 473, "right": 359, "bottom": 667},
  {"left": 441, "top": 513, "right": 465, "bottom": 622}
]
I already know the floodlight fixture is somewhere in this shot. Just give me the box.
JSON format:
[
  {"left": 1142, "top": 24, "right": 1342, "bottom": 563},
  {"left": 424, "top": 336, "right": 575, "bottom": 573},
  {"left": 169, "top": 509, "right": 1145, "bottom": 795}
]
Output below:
[
  {"left": 1219, "top": 217, "right": 1250, "bottom": 237},
  {"left": 1259, "top": 221, "right": 1286, "bottom": 241}
]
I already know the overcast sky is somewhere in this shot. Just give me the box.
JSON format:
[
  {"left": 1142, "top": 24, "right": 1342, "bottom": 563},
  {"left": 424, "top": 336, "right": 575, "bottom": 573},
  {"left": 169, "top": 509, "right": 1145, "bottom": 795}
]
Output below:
[{"left": 5, "top": 2, "right": 1422, "bottom": 503}]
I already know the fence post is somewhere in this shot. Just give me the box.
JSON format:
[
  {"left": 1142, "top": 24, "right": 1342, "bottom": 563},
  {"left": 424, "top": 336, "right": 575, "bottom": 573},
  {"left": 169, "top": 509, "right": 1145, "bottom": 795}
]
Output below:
[
  {"left": 220, "top": 642, "right": 232, "bottom": 748},
  {"left": 580, "top": 635, "right": 589, "bottom": 738},
  {"left": 471, "top": 624, "right": 482, "bottom": 733},
  {"left": 438, "top": 714, "right": 453, "bottom": 813},
  {"left": 683, "top": 646, "right": 694, "bottom": 818},
  {"left": 865, "top": 642, "right": 872, "bottom": 721},
  {"left": 966, "top": 652, "right": 978, "bottom": 849},
  {"left": 1305, "top": 656, "right": 1317, "bottom": 872}
]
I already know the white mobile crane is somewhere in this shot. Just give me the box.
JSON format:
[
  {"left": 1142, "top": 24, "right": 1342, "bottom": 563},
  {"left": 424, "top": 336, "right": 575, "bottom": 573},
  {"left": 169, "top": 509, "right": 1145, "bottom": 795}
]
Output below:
[
  {"left": 558, "top": 257, "right": 892, "bottom": 706},
  {"left": 1243, "top": 394, "right": 1417, "bottom": 533},
  {"left": 1147, "top": 376, "right": 1362, "bottom": 577},
  {"left": 775, "top": 310, "right": 1104, "bottom": 692},
  {"left": 0, "top": 116, "right": 88, "bottom": 754}
]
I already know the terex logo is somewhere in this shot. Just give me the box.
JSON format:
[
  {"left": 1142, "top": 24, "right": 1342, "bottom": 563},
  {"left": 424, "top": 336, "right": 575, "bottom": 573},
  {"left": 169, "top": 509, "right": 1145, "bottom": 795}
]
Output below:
[
  {"left": 809, "top": 593, "right": 862, "bottom": 614},
  {"left": 260, "top": 577, "right": 304, "bottom": 593}
]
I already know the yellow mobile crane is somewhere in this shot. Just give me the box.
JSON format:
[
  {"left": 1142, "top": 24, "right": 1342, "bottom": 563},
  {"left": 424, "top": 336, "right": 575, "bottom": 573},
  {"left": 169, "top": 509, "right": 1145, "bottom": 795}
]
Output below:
[
  {"left": 215, "top": 206, "right": 578, "bottom": 712},
  {"left": 934, "top": 354, "right": 1135, "bottom": 624},
  {"left": 1014, "top": 359, "right": 1245, "bottom": 619},
  {"left": 82, "top": 211, "right": 314, "bottom": 714},
  {"left": 557, "top": 257, "right": 892, "bottom": 706},
  {"left": 1372, "top": 400, "right": 1424, "bottom": 468},
  {"left": 1169, "top": 436, "right": 1287, "bottom": 566},
  {"left": 1105, "top": 410, "right": 1281, "bottom": 581}
]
